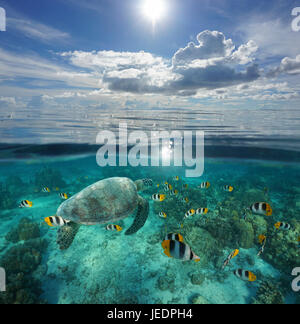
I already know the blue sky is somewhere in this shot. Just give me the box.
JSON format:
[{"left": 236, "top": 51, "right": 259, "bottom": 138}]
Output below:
[{"left": 0, "top": 0, "right": 300, "bottom": 143}]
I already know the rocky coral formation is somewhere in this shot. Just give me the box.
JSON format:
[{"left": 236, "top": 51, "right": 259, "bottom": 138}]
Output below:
[
  {"left": 0, "top": 238, "right": 48, "bottom": 304},
  {"left": 156, "top": 269, "right": 176, "bottom": 292},
  {"left": 251, "top": 281, "right": 284, "bottom": 304},
  {"left": 190, "top": 272, "right": 206, "bottom": 285},
  {"left": 5, "top": 218, "right": 40, "bottom": 243},
  {"left": 262, "top": 224, "right": 300, "bottom": 275},
  {"left": 202, "top": 217, "right": 255, "bottom": 250},
  {"left": 191, "top": 294, "right": 212, "bottom": 304},
  {"left": 183, "top": 226, "right": 221, "bottom": 266}
]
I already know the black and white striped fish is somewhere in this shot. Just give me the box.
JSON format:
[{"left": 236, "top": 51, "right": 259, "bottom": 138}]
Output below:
[
  {"left": 59, "top": 193, "right": 69, "bottom": 200},
  {"left": 250, "top": 202, "right": 272, "bottom": 216},
  {"left": 233, "top": 269, "right": 256, "bottom": 282},
  {"left": 161, "top": 240, "right": 200, "bottom": 262},
  {"left": 196, "top": 208, "right": 208, "bottom": 215},
  {"left": 164, "top": 233, "right": 184, "bottom": 242},
  {"left": 106, "top": 224, "right": 122, "bottom": 231},
  {"left": 274, "top": 222, "right": 291, "bottom": 230},
  {"left": 19, "top": 200, "right": 33, "bottom": 208},
  {"left": 184, "top": 209, "right": 195, "bottom": 219},
  {"left": 44, "top": 216, "right": 70, "bottom": 227},
  {"left": 158, "top": 212, "right": 167, "bottom": 219},
  {"left": 198, "top": 182, "right": 210, "bottom": 189},
  {"left": 152, "top": 194, "right": 166, "bottom": 201}
]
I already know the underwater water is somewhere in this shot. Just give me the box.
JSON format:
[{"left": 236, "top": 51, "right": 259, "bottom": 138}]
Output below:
[{"left": 0, "top": 143, "right": 299, "bottom": 304}]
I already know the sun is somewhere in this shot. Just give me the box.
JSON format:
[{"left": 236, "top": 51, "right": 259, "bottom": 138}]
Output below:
[{"left": 142, "top": 0, "right": 166, "bottom": 24}]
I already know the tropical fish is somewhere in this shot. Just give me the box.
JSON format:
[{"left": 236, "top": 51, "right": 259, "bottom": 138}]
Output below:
[
  {"left": 156, "top": 184, "right": 160, "bottom": 188},
  {"left": 182, "top": 197, "right": 189, "bottom": 203},
  {"left": 222, "top": 249, "right": 239, "bottom": 270},
  {"left": 152, "top": 194, "right": 166, "bottom": 202},
  {"left": 196, "top": 208, "right": 208, "bottom": 215},
  {"left": 223, "top": 185, "right": 234, "bottom": 192},
  {"left": 184, "top": 209, "right": 195, "bottom": 219},
  {"left": 159, "top": 212, "right": 167, "bottom": 219},
  {"left": 161, "top": 240, "right": 200, "bottom": 262},
  {"left": 42, "top": 187, "right": 51, "bottom": 193},
  {"left": 59, "top": 193, "right": 69, "bottom": 200},
  {"left": 173, "top": 176, "right": 179, "bottom": 181},
  {"left": 142, "top": 179, "right": 153, "bottom": 187},
  {"left": 274, "top": 222, "right": 291, "bottom": 230},
  {"left": 170, "top": 189, "right": 179, "bottom": 196},
  {"left": 44, "top": 216, "right": 70, "bottom": 227},
  {"left": 258, "top": 234, "right": 266, "bottom": 245},
  {"left": 199, "top": 182, "right": 210, "bottom": 189},
  {"left": 106, "top": 224, "right": 122, "bottom": 232},
  {"left": 233, "top": 269, "right": 256, "bottom": 282},
  {"left": 182, "top": 184, "right": 188, "bottom": 189},
  {"left": 257, "top": 235, "right": 267, "bottom": 257},
  {"left": 250, "top": 202, "right": 272, "bottom": 216},
  {"left": 163, "top": 184, "right": 170, "bottom": 192},
  {"left": 19, "top": 200, "right": 33, "bottom": 208},
  {"left": 165, "top": 233, "right": 184, "bottom": 242}
]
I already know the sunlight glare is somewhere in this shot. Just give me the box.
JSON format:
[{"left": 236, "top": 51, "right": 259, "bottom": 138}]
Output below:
[{"left": 142, "top": 0, "right": 166, "bottom": 24}]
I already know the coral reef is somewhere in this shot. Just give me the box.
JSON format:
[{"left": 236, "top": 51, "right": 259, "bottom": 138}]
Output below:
[
  {"left": 183, "top": 226, "right": 221, "bottom": 266},
  {"left": 202, "top": 217, "right": 255, "bottom": 250},
  {"left": 156, "top": 269, "right": 176, "bottom": 292},
  {"left": 262, "top": 224, "right": 300, "bottom": 275},
  {"left": 0, "top": 238, "right": 48, "bottom": 304},
  {"left": 5, "top": 218, "right": 40, "bottom": 243},
  {"left": 190, "top": 272, "right": 206, "bottom": 285},
  {"left": 251, "top": 281, "right": 284, "bottom": 304}
]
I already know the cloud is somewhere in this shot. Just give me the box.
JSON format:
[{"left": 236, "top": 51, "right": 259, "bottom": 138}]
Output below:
[
  {"left": 7, "top": 17, "right": 70, "bottom": 43},
  {"left": 0, "top": 96, "right": 16, "bottom": 106},
  {"left": 0, "top": 48, "right": 99, "bottom": 91},
  {"left": 63, "top": 30, "right": 260, "bottom": 95},
  {"left": 61, "top": 50, "right": 165, "bottom": 70},
  {"left": 267, "top": 55, "right": 300, "bottom": 77},
  {"left": 237, "top": 18, "right": 300, "bottom": 59},
  {"left": 172, "top": 30, "right": 235, "bottom": 65}
]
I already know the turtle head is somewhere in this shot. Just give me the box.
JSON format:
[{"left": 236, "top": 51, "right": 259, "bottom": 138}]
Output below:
[{"left": 134, "top": 179, "right": 153, "bottom": 192}]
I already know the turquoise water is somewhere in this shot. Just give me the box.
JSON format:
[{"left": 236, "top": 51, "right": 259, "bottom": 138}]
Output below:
[{"left": 0, "top": 144, "right": 299, "bottom": 304}]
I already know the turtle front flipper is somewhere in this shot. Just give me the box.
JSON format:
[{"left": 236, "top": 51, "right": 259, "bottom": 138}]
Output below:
[
  {"left": 57, "top": 222, "right": 80, "bottom": 250},
  {"left": 125, "top": 196, "right": 149, "bottom": 235}
]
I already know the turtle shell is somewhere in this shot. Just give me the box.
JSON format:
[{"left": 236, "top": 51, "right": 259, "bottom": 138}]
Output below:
[{"left": 56, "top": 177, "right": 139, "bottom": 225}]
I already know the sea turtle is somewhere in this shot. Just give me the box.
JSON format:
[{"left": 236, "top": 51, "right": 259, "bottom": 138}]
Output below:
[{"left": 54, "top": 177, "right": 151, "bottom": 250}]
